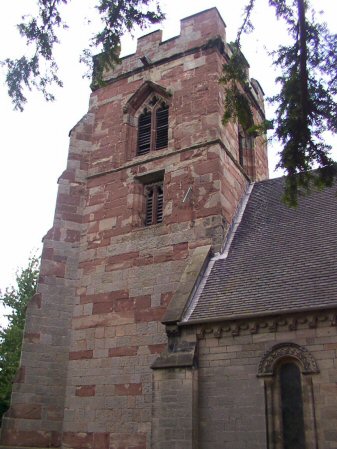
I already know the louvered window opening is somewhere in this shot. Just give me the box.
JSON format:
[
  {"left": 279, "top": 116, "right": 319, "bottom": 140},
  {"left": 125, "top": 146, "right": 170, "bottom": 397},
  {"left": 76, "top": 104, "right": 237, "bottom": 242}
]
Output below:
[
  {"left": 137, "top": 100, "right": 169, "bottom": 155},
  {"left": 238, "top": 127, "right": 254, "bottom": 166},
  {"left": 138, "top": 109, "right": 152, "bottom": 155},
  {"left": 155, "top": 105, "right": 169, "bottom": 149},
  {"left": 145, "top": 184, "right": 163, "bottom": 226}
]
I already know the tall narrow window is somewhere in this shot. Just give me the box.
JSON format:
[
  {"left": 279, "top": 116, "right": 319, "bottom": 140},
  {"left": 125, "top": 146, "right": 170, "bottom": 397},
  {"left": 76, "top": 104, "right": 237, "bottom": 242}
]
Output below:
[
  {"left": 258, "top": 343, "right": 319, "bottom": 449},
  {"left": 155, "top": 104, "right": 169, "bottom": 150},
  {"left": 138, "top": 109, "right": 152, "bottom": 155},
  {"left": 280, "top": 363, "right": 306, "bottom": 449},
  {"left": 145, "top": 183, "right": 163, "bottom": 226},
  {"left": 238, "top": 125, "right": 254, "bottom": 167},
  {"left": 137, "top": 97, "right": 169, "bottom": 155}
]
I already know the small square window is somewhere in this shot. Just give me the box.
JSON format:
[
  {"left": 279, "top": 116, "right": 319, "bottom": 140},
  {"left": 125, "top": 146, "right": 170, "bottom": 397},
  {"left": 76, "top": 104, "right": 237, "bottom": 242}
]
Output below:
[
  {"left": 144, "top": 183, "right": 163, "bottom": 226},
  {"left": 135, "top": 170, "right": 165, "bottom": 227}
]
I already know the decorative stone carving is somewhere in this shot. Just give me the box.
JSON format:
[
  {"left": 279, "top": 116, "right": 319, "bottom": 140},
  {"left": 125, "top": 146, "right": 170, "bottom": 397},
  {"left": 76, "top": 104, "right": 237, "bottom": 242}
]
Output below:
[{"left": 257, "top": 342, "right": 320, "bottom": 377}]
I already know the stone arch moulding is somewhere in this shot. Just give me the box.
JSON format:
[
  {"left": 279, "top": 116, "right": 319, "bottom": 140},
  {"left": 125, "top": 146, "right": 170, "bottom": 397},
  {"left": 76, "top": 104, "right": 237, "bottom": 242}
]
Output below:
[
  {"left": 122, "top": 81, "right": 172, "bottom": 161},
  {"left": 123, "top": 80, "right": 172, "bottom": 116},
  {"left": 257, "top": 342, "right": 320, "bottom": 377}
]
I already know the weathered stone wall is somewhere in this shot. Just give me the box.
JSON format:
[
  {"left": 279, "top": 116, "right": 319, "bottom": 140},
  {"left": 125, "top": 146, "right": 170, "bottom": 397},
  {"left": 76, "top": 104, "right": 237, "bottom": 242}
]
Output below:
[
  {"left": 0, "top": 8, "right": 269, "bottom": 449},
  {"left": 0, "top": 114, "right": 93, "bottom": 447},
  {"left": 191, "top": 313, "right": 337, "bottom": 449}
]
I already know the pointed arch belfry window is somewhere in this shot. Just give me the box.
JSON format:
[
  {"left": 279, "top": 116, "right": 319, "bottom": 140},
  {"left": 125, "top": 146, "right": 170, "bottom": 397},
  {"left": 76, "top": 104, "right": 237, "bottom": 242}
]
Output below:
[
  {"left": 137, "top": 97, "right": 169, "bottom": 155},
  {"left": 123, "top": 81, "right": 171, "bottom": 159}
]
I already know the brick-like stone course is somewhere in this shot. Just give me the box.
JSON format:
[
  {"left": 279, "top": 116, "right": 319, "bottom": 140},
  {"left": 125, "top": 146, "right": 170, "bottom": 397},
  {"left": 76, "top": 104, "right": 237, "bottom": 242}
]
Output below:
[
  {"left": 0, "top": 8, "right": 269, "bottom": 449},
  {"left": 194, "top": 317, "right": 337, "bottom": 449}
]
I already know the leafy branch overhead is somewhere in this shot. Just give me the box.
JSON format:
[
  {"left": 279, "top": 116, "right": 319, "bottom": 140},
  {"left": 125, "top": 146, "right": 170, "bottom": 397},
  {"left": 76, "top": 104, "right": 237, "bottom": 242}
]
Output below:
[
  {"left": 0, "top": 256, "right": 39, "bottom": 422},
  {"left": 1, "top": 0, "right": 337, "bottom": 204},
  {"left": 1, "top": 0, "right": 164, "bottom": 110},
  {"left": 222, "top": 0, "right": 337, "bottom": 205}
]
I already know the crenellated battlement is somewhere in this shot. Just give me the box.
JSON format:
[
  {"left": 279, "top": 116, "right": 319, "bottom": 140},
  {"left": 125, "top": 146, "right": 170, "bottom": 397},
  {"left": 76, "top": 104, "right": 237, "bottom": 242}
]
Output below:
[{"left": 100, "top": 7, "right": 227, "bottom": 82}]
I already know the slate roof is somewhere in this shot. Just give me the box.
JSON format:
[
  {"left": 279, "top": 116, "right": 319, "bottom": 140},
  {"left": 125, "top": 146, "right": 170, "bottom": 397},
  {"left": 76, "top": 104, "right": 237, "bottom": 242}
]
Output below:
[{"left": 184, "top": 177, "right": 337, "bottom": 323}]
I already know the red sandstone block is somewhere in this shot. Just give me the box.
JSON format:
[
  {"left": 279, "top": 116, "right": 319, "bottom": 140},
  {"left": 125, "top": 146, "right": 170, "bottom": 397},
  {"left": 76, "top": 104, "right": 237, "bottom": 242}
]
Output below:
[
  {"left": 75, "top": 385, "right": 96, "bottom": 397},
  {"left": 78, "top": 258, "right": 103, "bottom": 275},
  {"left": 94, "top": 433, "right": 110, "bottom": 449},
  {"left": 42, "top": 247, "right": 54, "bottom": 259},
  {"left": 195, "top": 160, "right": 220, "bottom": 176},
  {"left": 173, "top": 242, "right": 189, "bottom": 260},
  {"left": 40, "top": 260, "right": 66, "bottom": 278},
  {"left": 63, "top": 431, "right": 93, "bottom": 449},
  {"left": 133, "top": 255, "right": 154, "bottom": 267},
  {"left": 88, "top": 193, "right": 107, "bottom": 206},
  {"left": 133, "top": 295, "right": 151, "bottom": 311},
  {"left": 107, "top": 251, "right": 139, "bottom": 265},
  {"left": 108, "top": 346, "right": 138, "bottom": 357},
  {"left": 53, "top": 254, "right": 67, "bottom": 263},
  {"left": 24, "top": 332, "right": 40, "bottom": 343},
  {"left": 148, "top": 344, "right": 166, "bottom": 354},
  {"left": 58, "top": 192, "right": 82, "bottom": 206},
  {"left": 81, "top": 290, "right": 129, "bottom": 304},
  {"left": 60, "top": 212, "right": 82, "bottom": 223},
  {"left": 173, "top": 242, "right": 188, "bottom": 251},
  {"left": 8, "top": 403, "right": 42, "bottom": 419},
  {"left": 92, "top": 302, "right": 114, "bottom": 314},
  {"left": 153, "top": 253, "right": 173, "bottom": 264},
  {"left": 69, "top": 350, "right": 93, "bottom": 360},
  {"left": 135, "top": 307, "right": 166, "bottom": 323},
  {"left": 115, "top": 383, "right": 142, "bottom": 395},
  {"left": 0, "top": 429, "right": 60, "bottom": 447},
  {"left": 166, "top": 208, "right": 193, "bottom": 225},
  {"left": 161, "top": 292, "right": 173, "bottom": 307},
  {"left": 114, "top": 298, "right": 135, "bottom": 313},
  {"left": 65, "top": 229, "right": 81, "bottom": 243}
]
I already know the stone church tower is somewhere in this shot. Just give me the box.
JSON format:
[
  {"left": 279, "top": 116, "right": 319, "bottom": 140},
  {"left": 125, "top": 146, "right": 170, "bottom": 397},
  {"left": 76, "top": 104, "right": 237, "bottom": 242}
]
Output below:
[{"left": 1, "top": 8, "right": 270, "bottom": 448}]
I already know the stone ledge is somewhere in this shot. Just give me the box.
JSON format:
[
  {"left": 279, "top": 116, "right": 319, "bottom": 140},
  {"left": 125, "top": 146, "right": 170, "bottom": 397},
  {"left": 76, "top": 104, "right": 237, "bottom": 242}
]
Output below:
[
  {"left": 162, "top": 245, "right": 212, "bottom": 324},
  {"left": 151, "top": 342, "right": 196, "bottom": 369}
]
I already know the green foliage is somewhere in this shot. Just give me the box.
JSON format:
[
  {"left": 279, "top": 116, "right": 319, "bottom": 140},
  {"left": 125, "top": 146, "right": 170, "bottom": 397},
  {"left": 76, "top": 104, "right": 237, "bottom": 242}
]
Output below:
[
  {"left": 2, "top": 1, "right": 337, "bottom": 203},
  {"left": 0, "top": 256, "right": 39, "bottom": 422},
  {"left": 1, "top": 0, "right": 164, "bottom": 110},
  {"left": 222, "top": 0, "right": 337, "bottom": 205},
  {"left": 90, "top": 0, "right": 164, "bottom": 89},
  {"left": 269, "top": 0, "right": 337, "bottom": 205},
  {"left": 220, "top": 43, "right": 253, "bottom": 130},
  {"left": 1, "top": 0, "right": 67, "bottom": 111}
]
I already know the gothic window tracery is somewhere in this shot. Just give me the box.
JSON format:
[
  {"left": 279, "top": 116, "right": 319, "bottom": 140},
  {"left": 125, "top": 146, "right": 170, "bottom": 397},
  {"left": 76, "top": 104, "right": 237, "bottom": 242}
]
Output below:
[{"left": 137, "top": 96, "right": 169, "bottom": 155}]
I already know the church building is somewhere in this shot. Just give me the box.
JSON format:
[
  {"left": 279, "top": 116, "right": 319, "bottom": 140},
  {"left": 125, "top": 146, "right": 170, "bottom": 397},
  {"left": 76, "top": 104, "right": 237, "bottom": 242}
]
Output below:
[{"left": 1, "top": 8, "right": 336, "bottom": 449}]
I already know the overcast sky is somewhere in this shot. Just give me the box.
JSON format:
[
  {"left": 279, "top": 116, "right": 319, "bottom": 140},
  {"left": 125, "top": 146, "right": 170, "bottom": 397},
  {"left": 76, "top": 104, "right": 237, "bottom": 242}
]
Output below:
[{"left": 1, "top": 0, "right": 336, "bottom": 324}]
